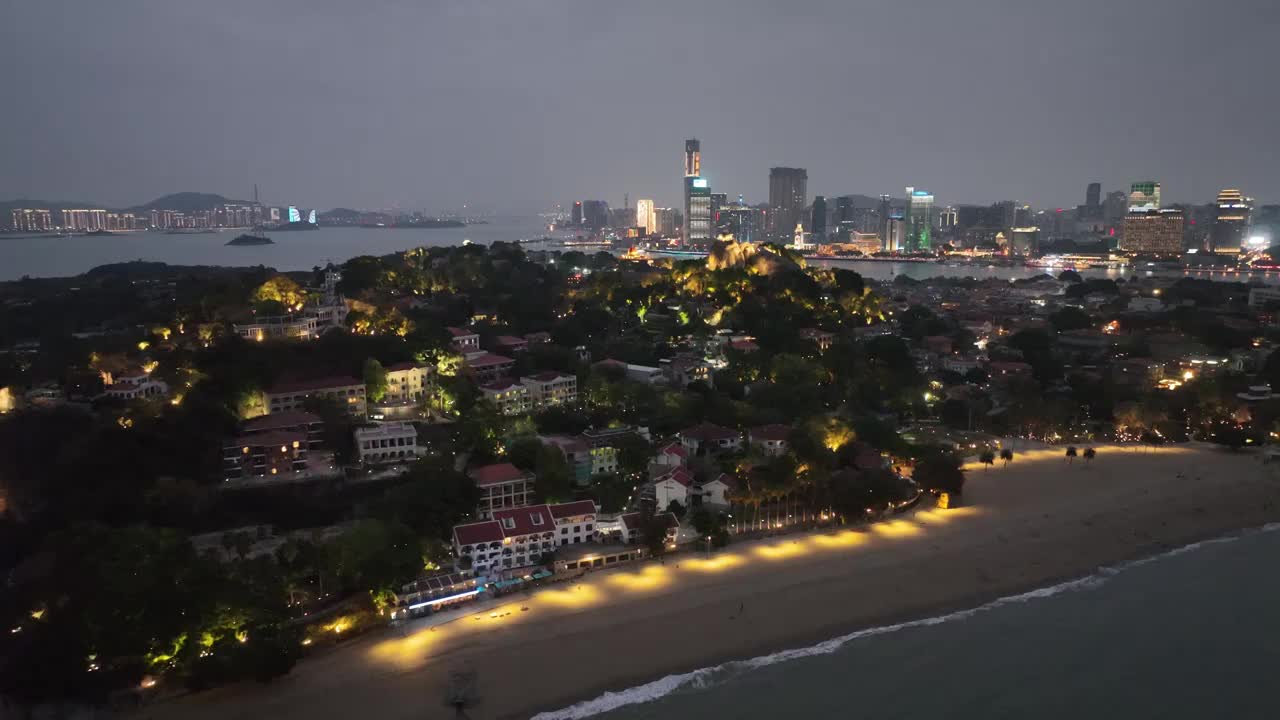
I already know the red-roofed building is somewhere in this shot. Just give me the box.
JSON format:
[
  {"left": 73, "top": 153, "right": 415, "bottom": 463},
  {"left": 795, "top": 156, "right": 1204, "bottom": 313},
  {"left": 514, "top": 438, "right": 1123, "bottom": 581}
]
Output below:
[
  {"left": 653, "top": 466, "right": 694, "bottom": 511},
  {"left": 728, "top": 338, "right": 760, "bottom": 353},
  {"left": 447, "top": 326, "right": 480, "bottom": 353},
  {"left": 465, "top": 353, "right": 516, "bottom": 383},
  {"left": 469, "top": 463, "right": 535, "bottom": 519},
  {"left": 265, "top": 376, "right": 366, "bottom": 417},
  {"left": 653, "top": 442, "right": 688, "bottom": 468},
  {"left": 698, "top": 473, "right": 736, "bottom": 506},
  {"left": 618, "top": 511, "right": 679, "bottom": 545},
  {"left": 452, "top": 500, "right": 599, "bottom": 574},
  {"left": 680, "top": 422, "right": 743, "bottom": 456},
  {"left": 748, "top": 424, "right": 791, "bottom": 457},
  {"left": 494, "top": 335, "right": 530, "bottom": 354}
]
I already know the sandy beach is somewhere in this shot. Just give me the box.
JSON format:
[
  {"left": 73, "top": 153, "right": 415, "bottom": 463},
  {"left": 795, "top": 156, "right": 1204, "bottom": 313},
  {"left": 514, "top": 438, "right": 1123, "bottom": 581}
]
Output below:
[{"left": 136, "top": 444, "right": 1280, "bottom": 720}]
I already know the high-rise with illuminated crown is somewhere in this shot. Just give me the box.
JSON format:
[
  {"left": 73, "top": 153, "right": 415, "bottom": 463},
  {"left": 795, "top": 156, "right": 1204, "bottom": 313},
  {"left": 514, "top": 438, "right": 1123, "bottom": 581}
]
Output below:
[{"left": 683, "top": 139, "right": 711, "bottom": 245}]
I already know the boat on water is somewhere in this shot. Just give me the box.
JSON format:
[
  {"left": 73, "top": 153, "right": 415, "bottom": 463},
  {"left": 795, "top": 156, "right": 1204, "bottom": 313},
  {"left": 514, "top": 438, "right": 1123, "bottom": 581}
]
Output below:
[{"left": 226, "top": 233, "right": 273, "bottom": 246}]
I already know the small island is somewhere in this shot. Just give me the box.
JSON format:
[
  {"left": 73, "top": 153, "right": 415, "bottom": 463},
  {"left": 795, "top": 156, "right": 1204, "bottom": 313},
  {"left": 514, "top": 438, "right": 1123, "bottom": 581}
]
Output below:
[{"left": 226, "top": 233, "right": 273, "bottom": 246}]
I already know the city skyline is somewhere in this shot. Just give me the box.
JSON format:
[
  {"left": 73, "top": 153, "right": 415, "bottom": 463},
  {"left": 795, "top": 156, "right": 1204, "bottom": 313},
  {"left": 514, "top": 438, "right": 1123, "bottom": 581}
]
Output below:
[{"left": 3, "top": 1, "right": 1278, "bottom": 212}]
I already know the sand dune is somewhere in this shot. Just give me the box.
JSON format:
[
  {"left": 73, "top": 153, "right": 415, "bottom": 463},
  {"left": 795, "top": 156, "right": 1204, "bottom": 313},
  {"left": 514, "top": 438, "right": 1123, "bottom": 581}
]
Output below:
[{"left": 137, "top": 444, "right": 1280, "bottom": 720}]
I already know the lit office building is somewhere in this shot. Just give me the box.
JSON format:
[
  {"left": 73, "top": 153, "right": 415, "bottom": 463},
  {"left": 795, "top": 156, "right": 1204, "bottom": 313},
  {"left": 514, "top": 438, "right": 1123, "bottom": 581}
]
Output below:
[
  {"left": 635, "top": 198, "right": 656, "bottom": 235},
  {"left": 1209, "top": 188, "right": 1250, "bottom": 254},
  {"left": 904, "top": 187, "right": 934, "bottom": 252},
  {"left": 768, "top": 167, "right": 807, "bottom": 241},
  {"left": 1122, "top": 208, "right": 1184, "bottom": 255},
  {"left": 1128, "top": 181, "right": 1161, "bottom": 211},
  {"left": 682, "top": 139, "right": 711, "bottom": 245},
  {"left": 684, "top": 177, "right": 712, "bottom": 244}
]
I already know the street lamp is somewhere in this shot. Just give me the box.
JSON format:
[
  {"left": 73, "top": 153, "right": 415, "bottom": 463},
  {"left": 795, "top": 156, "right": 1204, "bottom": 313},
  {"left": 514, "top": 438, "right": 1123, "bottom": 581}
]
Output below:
[{"left": 705, "top": 535, "right": 712, "bottom": 557}]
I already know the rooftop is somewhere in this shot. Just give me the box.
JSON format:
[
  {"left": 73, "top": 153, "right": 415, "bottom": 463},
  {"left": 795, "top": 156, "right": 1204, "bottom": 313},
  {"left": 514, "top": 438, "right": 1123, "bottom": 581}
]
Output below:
[
  {"left": 268, "top": 376, "right": 363, "bottom": 394},
  {"left": 749, "top": 424, "right": 791, "bottom": 442},
  {"left": 468, "top": 462, "right": 532, "bottom": 487},
  {"left": 680, "top": 422, "right": 741, "bottom": 442},
  {"left": 243, "top": 410, "right": 322, "bottom": 432}
]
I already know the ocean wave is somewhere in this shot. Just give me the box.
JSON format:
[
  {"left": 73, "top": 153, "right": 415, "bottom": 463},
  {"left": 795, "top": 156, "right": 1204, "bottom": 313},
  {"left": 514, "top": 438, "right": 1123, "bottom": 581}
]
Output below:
[{"left": 531, "top": 522, "right": 1280, "bottom": 720}]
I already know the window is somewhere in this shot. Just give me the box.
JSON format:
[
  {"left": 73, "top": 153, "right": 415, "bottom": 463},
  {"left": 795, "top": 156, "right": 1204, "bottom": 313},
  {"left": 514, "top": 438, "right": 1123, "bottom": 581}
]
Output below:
[
  {"left": 573, "top": 525, "right": 581, "bottom": 533},
  {"left": 561, "top": 528, "right": 568, "bottom": 535},
  {"left": 531, "top": 513, "right": 544, "bottom": 526},
  {"left": 585, "top": 524, "right": 593, "bottom": 532},
  {"left": 502, "top": 517, "right": 515, "bottom": 530}
]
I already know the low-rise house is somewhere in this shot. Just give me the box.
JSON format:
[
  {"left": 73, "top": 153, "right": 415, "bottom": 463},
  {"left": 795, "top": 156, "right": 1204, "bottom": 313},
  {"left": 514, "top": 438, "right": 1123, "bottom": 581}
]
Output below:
[
  {"left": 465, "top": 353, "right": 516, "bottom": 383},
  {"left": 354, "top": 422, "right": 419, "bottom": 464},
  {"left": 653, "top": 466, "right": 694, "bottom": 511},
  {"left": 698, "top": 473, "right": 735, "bottom": 507},
  {"left": 748, "top": 424, "right": 791, "bottom": 457},
  {"left": 234, "top": 314, "right": 318, "bottom": 342},
  {"left": 102, "top": 367, "right": 169, "bottom": 401},
  {"left": 542, "top": 436, "right": 593, "bottom": 485},
  {"left": 493, "top": 335, "right": 530, "bottom": 354},
  {"left": 523, "top": 331, "right": 552, "bottom": 346},
  {"left": 679, "top": 422, "right": 743, "bottom": 457},
  {"left": 469, "top": 462, "right": 536, "bottom": 519},
  {"left": 384, "top": 362, "right": 432, "bottom": 403},
  {"left": 799, "top": 328, "right": 836, "bottom": 352},
  {"left": 448, "top": 326, "right": 481, "bottom": 353},
  {"left": 266, "top": 376, "right": 367, "bottom": 417},
  {"left": 480, "top": 379, "right": 532, "bottom": 415},
  {"left": 662, "top": 355, "right": 713, "bottom": 388},
  {"left": 942, "top": 356, "right": 983, "bottom": 374},
  {"left": 520, "top": 371, "right": 578, "bottom": 407},
  {"left": 1127, "top": 297, "right": 1165, "bottom": 313},
  {"left": 452, "top": 500, "right": 600, "bottom": 575},
  {"left": 242, "top": 410, "right": 325, "bottom": 449},
  {"left": 618, "top": 511, "right": 679, "bottom": 545},
  {"left": 653, "top": 442, "right": 688, "bottom": 468},
  {"left": 223, "top": 430, "right": 307, "bottom": 481}
]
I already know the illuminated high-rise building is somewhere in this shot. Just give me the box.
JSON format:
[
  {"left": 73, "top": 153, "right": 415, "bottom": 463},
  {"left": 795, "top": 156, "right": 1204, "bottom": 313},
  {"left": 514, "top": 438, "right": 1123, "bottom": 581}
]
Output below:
[
  {"left": 768, "top": 167, "right": 807, "bottom": 240},
  {"left": 684, "top": 177, "right": 712, "bottom": 244},
  {"left": 1122, "top": 208, "right": 1183, "bottom": 255},
  {"left": 938, "top": 206, "right": 958, "bottom": 229},
  {"left": 1209, "top": 188, "right": 1249, "bottom": 254},
  {"left": 1128, "top": 181, "right": 1161, "bottom": 212},
  {"left": 877, "top": 194, "right": 893, "bottom": 250},
  {"left": 571, "top": 201, "right": 583, "bottom": 226},
  {"left": 904, "top": 187, "right": 934, "bottom": 252},
  {"left": 682, "top": 139, "right": 711, "bottom": 244},
  {"left": 636, "top": 198, "right": 656, "bottom": 235},
  {"left": 9, "top": 208, "right": 52, "bottom": 232},
  {"left": 684, "top": 139, "right": 701, "bottom": 178},
  {"left": 1086, "top": 182, "right": 1102, "bottom": 218}
]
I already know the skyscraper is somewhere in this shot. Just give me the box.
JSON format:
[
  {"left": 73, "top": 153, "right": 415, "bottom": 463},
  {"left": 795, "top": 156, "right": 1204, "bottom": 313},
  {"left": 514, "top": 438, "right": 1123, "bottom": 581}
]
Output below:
[
  {"left": 1122, "top": 208, "right": 1183, "bottom": 255},
  {"left": 1209, "top": 188, "right": 1250, "bottom": 254},
  {"left": 582, "top": 200, "right": 609, "bottom": 229},
  {"left": 682, "top": 139, "right": 712, "bottom": 245},
  {"left": 904, "top": 187, "right": 934, "bottom": 252},
  {"left": 1129, "top": 181, "right": 1161, "bottom": 211},
  {"left": 1086, "top": 182, "right": 1102, "bottom": 217},
  {"left": 768, "top": 167, "right": 807, "bottom": 241},
  {"left": 811, "top": 195, "right": 827, "bottom": 242},
  {"left": 636, "top": 198, "right": 656, "bottom": 235},
  {"left": 684, "top": 177, "right": 712, "bottom": 245},
  {"left": 571, "top": 201, "right": 583, "bottom": 226},
  {"left": 877, "top": 194, "right": 893, "bottom": 251},
  {"left": 684, "top": 139, "right": 701, "bottom": 178}
]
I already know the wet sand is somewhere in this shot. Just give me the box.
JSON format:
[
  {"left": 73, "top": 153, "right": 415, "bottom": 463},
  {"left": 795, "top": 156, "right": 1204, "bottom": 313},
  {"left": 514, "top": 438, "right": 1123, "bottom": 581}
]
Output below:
[{"left": 136, "top": 444, "right": 1280, "bottom": 720}]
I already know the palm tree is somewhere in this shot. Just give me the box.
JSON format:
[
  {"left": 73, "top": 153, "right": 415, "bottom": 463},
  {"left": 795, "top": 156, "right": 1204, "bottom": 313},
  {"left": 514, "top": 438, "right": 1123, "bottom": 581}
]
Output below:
[
  {"left": 1000, "top": 448, "right": 1014, "bottom": 468},
  {"left": 979, "top": 449, "right": 996, "bottom": 471},
  {"left": 1066, "top": 446, "right": 1078, "bottom": 464},
  {"left": 1083, "top": 447, "right": 1096, "bottom": 464}
]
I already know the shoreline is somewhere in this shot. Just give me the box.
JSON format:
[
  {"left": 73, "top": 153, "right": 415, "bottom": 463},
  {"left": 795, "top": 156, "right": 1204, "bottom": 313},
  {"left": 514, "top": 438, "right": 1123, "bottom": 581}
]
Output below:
[
  {"left": 524, "top": 521, "right": 1274, "bottom": 719},
  {"left": 136, "top": 445, "right": 1280, "bottom": 720}
]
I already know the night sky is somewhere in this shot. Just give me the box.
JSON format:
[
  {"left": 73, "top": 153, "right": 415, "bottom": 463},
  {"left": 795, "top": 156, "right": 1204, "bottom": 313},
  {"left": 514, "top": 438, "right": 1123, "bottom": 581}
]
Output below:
[{"left": 2, "top": 0, "right": 1276, "bottom": 212}]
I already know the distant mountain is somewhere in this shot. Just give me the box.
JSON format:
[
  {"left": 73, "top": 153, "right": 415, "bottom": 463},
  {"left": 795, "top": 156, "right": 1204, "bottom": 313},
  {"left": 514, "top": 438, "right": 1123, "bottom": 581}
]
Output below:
[{"left": 133, "top": 192, "right": 247, "bottom": 212}]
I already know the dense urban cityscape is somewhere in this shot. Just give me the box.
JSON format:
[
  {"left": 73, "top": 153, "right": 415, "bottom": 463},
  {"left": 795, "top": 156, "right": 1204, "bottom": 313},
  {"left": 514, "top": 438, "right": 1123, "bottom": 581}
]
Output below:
[{"left": 5, "top": 2, "right": 1280, "bottom": 719}]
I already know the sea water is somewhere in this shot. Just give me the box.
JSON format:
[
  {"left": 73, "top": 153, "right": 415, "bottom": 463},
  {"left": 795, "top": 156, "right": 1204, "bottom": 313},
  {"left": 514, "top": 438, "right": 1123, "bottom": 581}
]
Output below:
[{"left": 538, "top": 524, "right": 1280, "bottom": 719}]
